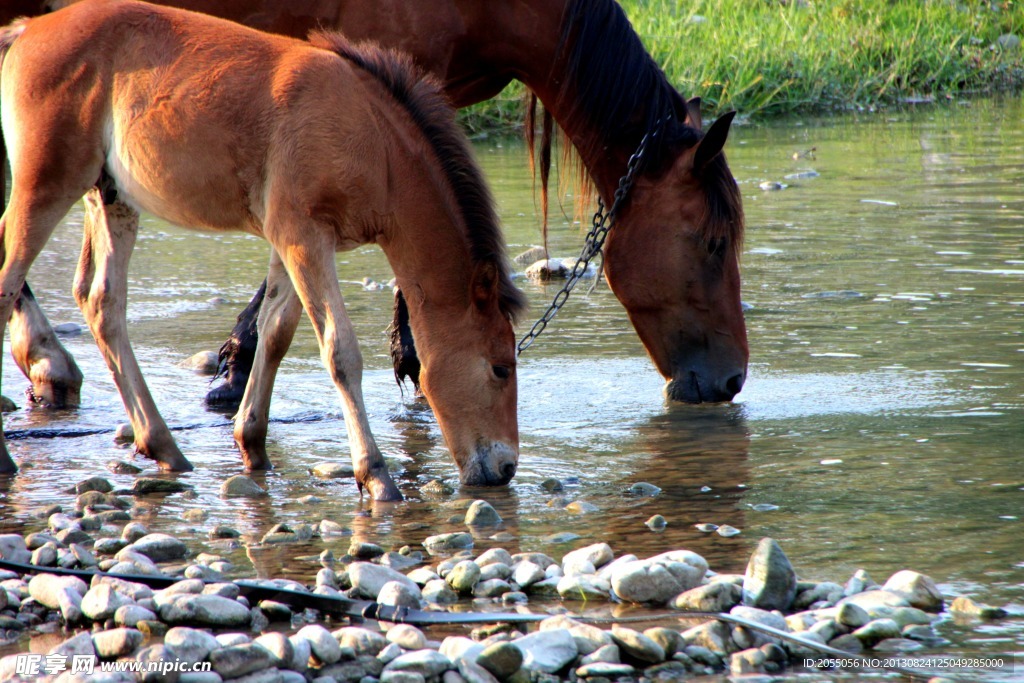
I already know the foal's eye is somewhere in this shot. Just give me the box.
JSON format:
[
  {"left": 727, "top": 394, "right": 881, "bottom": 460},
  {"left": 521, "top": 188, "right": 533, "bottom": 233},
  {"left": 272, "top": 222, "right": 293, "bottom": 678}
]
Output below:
[
  {"left": 492, "top": 365, "right": 511, "bottom": 380},
  {"left": 706, "top": 237, "right": 728, "bottom": 257}
]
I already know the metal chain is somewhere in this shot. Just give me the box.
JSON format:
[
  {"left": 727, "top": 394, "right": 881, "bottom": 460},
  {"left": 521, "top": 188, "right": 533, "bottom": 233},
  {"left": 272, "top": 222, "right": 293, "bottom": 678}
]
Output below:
[{"left": 517, "top": 117, "right": 666, "bottom": 355}]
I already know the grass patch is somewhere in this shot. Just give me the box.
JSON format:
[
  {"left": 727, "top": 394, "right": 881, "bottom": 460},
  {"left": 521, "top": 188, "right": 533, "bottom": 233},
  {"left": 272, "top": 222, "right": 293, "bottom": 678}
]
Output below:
[{"left": 458, "top": 0, "right": 1024, "bottom": 129}]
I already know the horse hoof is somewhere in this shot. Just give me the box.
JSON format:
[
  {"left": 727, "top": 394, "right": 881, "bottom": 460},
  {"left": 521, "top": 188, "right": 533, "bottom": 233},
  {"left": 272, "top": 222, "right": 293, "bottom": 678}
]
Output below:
[
  {"left": 364, "top": 475, "right": 403, "bottom": 502},
  {"left": 203, "top": 379, "right": 246, "bottom": 411},
  {"left": 156, "top": 455, "right": 195, "bottom": 472}
]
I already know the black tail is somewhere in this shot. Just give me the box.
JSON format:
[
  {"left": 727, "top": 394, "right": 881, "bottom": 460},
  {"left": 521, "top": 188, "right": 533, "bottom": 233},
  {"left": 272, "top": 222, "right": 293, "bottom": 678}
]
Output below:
[{"left": 389, "top": 288, "right": 421, "bottom": 393}]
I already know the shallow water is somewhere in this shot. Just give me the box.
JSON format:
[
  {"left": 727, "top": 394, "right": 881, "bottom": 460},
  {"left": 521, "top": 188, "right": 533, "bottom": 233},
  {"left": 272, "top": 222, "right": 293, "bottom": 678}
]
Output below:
[{"left": 2, "top": 98, "right": 1023, "bottom": 679}]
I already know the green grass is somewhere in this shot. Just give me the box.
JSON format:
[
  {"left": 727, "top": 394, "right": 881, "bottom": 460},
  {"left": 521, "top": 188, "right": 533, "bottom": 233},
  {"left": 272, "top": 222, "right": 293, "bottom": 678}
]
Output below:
[{"left": 458, "top": 0, "right": 1024, "bottom": 130}]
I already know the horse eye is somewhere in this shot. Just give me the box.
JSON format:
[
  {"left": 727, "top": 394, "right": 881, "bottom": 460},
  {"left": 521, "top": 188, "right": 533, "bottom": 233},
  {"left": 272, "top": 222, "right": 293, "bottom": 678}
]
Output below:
[
  {"left": 706, "top": 237, "right": 728, "bottom": 257},
  {"left": 492, "top": 365, "right": 511, "bottom": 380}
]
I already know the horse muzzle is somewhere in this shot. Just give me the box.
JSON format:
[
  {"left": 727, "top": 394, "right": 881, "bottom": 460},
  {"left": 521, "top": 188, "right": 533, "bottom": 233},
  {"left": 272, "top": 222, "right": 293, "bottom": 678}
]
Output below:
[
  {"left": 459, "top": 441, "right": 518, "bottom": 486},
  {"left": 665, "top": 367, "right": 745, "bottom": 403}
]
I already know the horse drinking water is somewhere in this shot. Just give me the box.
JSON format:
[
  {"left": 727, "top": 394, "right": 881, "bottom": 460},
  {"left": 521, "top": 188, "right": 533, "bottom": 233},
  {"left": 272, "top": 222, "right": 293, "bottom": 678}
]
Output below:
[
  {"left": 0, "top": 0, "right": 524, "bottom": 499},
  {"left": 4, "top": 0, "right": 747, "bottom": 409}
]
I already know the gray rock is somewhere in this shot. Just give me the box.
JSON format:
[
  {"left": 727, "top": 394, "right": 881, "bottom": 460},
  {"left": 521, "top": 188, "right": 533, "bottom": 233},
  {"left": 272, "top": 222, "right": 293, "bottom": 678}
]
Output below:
[
  {"left": 562, "top": 543, "right": 613, "bottom": 573},
  {"left": 95, "top": 576, "right": 155, "bottom": 602},
  {"left": 475, "top": 549, "right": 513, "bottom": 567},
  {"left": 349, "top": 562, "right": 421, "bottom": 600},
  {"left": 28, "top": 573, "right": 87, "bottom": 622},
  {"left": 387, "top": 624, "right": 427, "bottom": 651},
  {"left": 557, "top": 574, "right": 608, "bottom": 601},
  {"left": 220, "top": 475, "right": 267, "bottom": 497},
  {"left": 423, "top": 532, "right": 474, "bottom": 552},
  {"left": 334, "top": 626, "right": 388, "bottom": 656},
  {"left": 610, "top": 626, "right": 665, "bottom": 663},
  {"left": 628, "top": 482, "right": 661, "bottom": 497},
  {"left": 384, "top": 650, "right": 452, "bottom": 677},
  {"left": 458, "top": 659, "right": 500, "bottom": 683},
  {"left": 406, "top": 567, "right": 441, "bottom": 586},
  {"left": 512, "top": 246, "right": 547, "bottom": 266},
  {"left": 82, "top": 584, "right": 134, "bottom": 621},
  {"left": 511, "top": 561, "right": 545, "bottom": 588},
  {"left": 539, "top": 616, "right": 611, "bottom": 656},
  {"left": 742, "top": 538, "right": 796, "bottom": 611},
  {"left": 579, "top": 644, "right": 620, "bottom": 665},
  {"left": 837, "top": 601, "right": 871, "bottom": 628},
  {"left": 49, "top": 631, "right": 97, "bottom": 659},
  {"left": 511, "top": 629, "right": 577, "bottom": 673},
  {"left": 378, "top": 580, "right": 423, "bottom": 609},
  {"left": 134, "top": 644, "right": 182, "bottom": 683},
  {"left": 446, "top": 561, "right": 482, "bottom": 593},
  {"left": 130, "top": 533, "right": 188, "bottom": 562},
  {"left": 479, "top": 563, "right": 511, "bottom": 582},
  {"left": 287, "top": 635, "right": 311, "bottom": 671},
  {"left": 439, "top": 636, "right": 484, "bottom": 664},
  {"left": 311, "top": 462, "right": 355, "bottom": 479},
  {"left": 31, "top": 544, "right": 58, "bottom": 567},
  {"left": 160, "top": 594, "right": 252, "bottom": 627},
  {"left": 643, "top": 627, "right": 681, "bottom": 659},
  {"left": 997, "top": 33, "right": 1021, "bottom": 51},
  {"left": 464, "top": 501, "right": 502, "bottom": 526},
  {"left": 836, "top": 590, "right": 910, "bottom": 617},
  {"left": 296, "top": 624, "right": 342, "bottom": 664},
  {"left": 0, "top": 535, "right": 31, "bottom": 563},
  {"left": 93, "top": 628, "right": 144, "bottom": 659},
  {"left": 474, "top": 578, "right": 512, "bottom": 598},
  {"left": 611, "top": 558, "right": 702, "bottom": 605},
  {"left": 209, "top": 643, "right": 275, "bottom": 679},
  {"left": 882, "top": 570, "right": 944, "bottom": 612},
  {"left": 165, "top": 626, "right": 221, "bottom": 665},
  {"left": 422, "top": 579, "right": 458, "bottom": 605},
  {"left": 255, "top": 632, "right": 295, "bottom": 666},
  {"left": 477, "top": 642, "right": 523, "bottom": 679},
  {"left": 672, "top": 581, "right": 741, "bottom": 613},
  {"left": 381, "top": 672, "right": 426, "bottom": 683},
  {"left": 730, "top": 606, "right": 789, "bottom": 649},
  {"left": 729, "top": 647, "right": 766, "bottom": 675},
  {"left": 852, "top": 618, "right": 902, "bottom": 646},
  {"left": 576, "top": 662, "right": 635, "bottom": 677},
  {"left": 949, "top": 596, "right": 1008, "bottom": 619}
]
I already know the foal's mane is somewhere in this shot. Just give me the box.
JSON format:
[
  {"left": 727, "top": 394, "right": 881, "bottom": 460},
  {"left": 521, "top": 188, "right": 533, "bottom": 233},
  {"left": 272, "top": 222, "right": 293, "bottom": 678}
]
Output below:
[
  {"left": 538, "top": 0, "right": 744, "bottom": 252},
  {"left": 310, "top": 32, "right": 525, "bottom": 320}
]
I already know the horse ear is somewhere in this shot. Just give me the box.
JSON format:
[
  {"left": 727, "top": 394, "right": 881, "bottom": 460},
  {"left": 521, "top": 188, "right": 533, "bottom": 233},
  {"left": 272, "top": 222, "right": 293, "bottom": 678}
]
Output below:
[
  {"left": 693, "top": 110, "right": 735, "bottom": 171},
  {"left": 685, "top": 97, "right": 702, "bottom": 129},
  {"left": 472, "top": 261, "right": 498, "bottom": 309}
]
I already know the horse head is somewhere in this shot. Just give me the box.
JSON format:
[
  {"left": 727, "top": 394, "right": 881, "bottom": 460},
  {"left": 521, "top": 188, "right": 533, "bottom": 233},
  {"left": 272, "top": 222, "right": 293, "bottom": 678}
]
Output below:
[{"left": 604, "top": 112, "right": 748, "bottom": 404}]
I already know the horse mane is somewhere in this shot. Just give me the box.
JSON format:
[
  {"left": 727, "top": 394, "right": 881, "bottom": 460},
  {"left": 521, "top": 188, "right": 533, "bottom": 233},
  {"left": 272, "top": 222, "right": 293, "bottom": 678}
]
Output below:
[
  {"left": 531, "top": 0, "right": 743, "bottom": 253},
  {"left": 309, "top": 31, "right": 526, "bottom": 321},
  {"left": 0, "top": 18, "right": 29, "bottom": 62}
]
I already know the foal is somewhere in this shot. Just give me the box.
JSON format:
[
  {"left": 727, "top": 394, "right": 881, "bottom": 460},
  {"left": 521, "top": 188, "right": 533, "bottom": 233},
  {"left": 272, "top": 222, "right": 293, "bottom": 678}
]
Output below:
[{"left": 0, "top": 0, "right": 524, "bottom": 499}]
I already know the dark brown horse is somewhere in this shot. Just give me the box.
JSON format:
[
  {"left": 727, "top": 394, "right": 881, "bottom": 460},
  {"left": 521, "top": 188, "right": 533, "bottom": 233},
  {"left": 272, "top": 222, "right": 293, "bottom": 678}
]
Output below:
[
  {"left": 0, "top": 0, "right": 524, "bottom": 499},
  {"left": 6, "top": 0, "right": 747, "bottom": 407}
]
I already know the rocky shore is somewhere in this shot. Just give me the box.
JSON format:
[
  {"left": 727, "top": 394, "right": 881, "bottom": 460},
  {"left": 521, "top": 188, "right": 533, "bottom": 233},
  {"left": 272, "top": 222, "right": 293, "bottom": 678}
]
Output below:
[{"left": 0, "top": 477, "right": 1008, "bottom": 683}]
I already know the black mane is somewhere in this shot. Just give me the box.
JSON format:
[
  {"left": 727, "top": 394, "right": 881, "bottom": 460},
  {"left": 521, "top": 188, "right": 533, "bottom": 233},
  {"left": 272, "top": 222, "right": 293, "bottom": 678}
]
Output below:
[
  {"left": 310, "top": 31, "right": 526, "bottom": 320},
  {"left": 553, "top": 0, "right": 743, "bottom": 251}
]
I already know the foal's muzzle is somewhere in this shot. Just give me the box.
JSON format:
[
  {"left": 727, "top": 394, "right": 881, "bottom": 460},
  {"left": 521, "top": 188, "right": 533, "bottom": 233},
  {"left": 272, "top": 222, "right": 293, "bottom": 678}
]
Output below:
[
  {"left": 665, "top": 368, "right": 745, "bottom": 403},
  {"left": 460, "top": 441, "right": 518, "bottom": 486}
]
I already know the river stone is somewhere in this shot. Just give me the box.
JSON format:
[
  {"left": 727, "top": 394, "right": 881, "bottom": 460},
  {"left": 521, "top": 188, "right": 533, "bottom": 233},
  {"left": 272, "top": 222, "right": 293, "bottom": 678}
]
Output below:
[
  {"left": 730, "top": 647, "right": 766, "bottom": 675},
  {"left": 112, "top": 548, "right": 162, "bottom": 575},
  {"left": 511, "top": 629, "right": 577, "bottom": 673},
  {"left": 164, "top": 626, "right": 223, "bottom": 665},
  {"left": 439, "top": 635, "right": 484, "bottom": 663},
  {"left": 378, "top": 580, "right": 423, "bottom": 609},
  {"left": 129, "top": 478, "right": 192, "bottom": 495},
  {"left": 579, "top": 643, "right": 620, "bottom": 665},
  {"left": 672, "top": 580, "right": 742, "bottom": 613},
  {"left": 446, "top": 560, "right": 482, "bottom": 593},
  {"left": 477, "top": 642, "right": 523, "bottom": 679},
  {"left": 296, "top": 624, "right": 342, "bottom": 664},
  {"left": 92, "top": 627, "right": 144, "bottom": 659},
  {"left": 576, "top": 662, "right": 635, "bottom": 677},
  {"left": 465, "top": 500, "right": 502, "bottom": 526},
  {"left": 406, "top": 567, "right": 441, "bottom": 586},
  {"left": 949, "top": 596, "right": 1007, "bottom": 619},
  {"left": 30, "top": 543, "right": 58, "bottom": 567},
  {"left": 610, "top": 626, "right": 664, "bottom": 663},
  {"left": 311, "top": 462, "right": 355, "bottom": 478},
  {"left": 476, "top": 548, "right": 513, "bottom": 567},
  {"left": 730, "top": 606, "right": 789, "bottom": 649},
  {"left": 742, "top": 538, "right": 796, "bottom": 611},
  {"left": 82, "top": 583, "right": 134, "bottom": 621},
  {"left": 853, "top": 618, "right": 902, "bottom": 646},
  {"left": 557, "top": 574, "right": 609, "bottom": 601},
  {"left": 643, "top": 627, "right": 681, "bottom": 659},
  {"left": 384, "top": 650, "right": 452, "bottom": 677},
  {"left": 209, "top": 643, "right": 275, "bottom": 678},
  {"left": 114, "top": 603, "right": 157, "bottom": 627},
  {"left": 479, "top": 563, "right": 511, "bottom": 582},
  {"left": 334, "top": 626, "right": 388, "bottom": 656},
  {"left": 160, "top": 594, "right": 251, "bottom": 627},
  {"left": 562, "top": 543, "right": 613, "bottom": 572},
  {"left": 387, "top": 624, "right": 427, "bottom": 651},
  {"left": 611, "top": 558, "right": 701, "bottom": 604},
  {"left": 220, "top": 475, "right": 267, "bottom": 497},
  {"left": 628, "top": 482, "right": 661, "bottom": 497},
  {"left": 349, "top": 562, "right": 421, "bottom": 600},
  {"left": 836, "top": 590, "right": 910, "bottom": 617},
  {"left": 474, "top": 578, "right": 512, "bottom": 598},
  {"left": 882, "top": 570, "right": 944, "bottom": 612},
  {"left": 681, "top": 619, "right": 732, "bottom": 654},
  {"left": 381, "top": 672, "right": 426, "bottom": 683},
  {"left": 511, "top": 561, "right": 545, "bottom": 588},
  {"left": 127, "top": 533, "right": 188, "bottom": 562},
  {"left": 28, "top": 573, "right": 86, "bottom": 622},
  {"left": 0, "top": 535, "right": 31, "bottom": 563},
  {"left": 422, "top": 579, "right": 458, "bottom": 604},
  {"left": 458, "top": 659, "right": 501, "bottom": 683},
  {"left": 837, "top": 601, "right": 871, "bottom": 628},
  {"left": 539, "top": 616, "right": 612, "bottom": 655},
  {"left": 423, "top": 532, "right": 474, "bottom": 552},
  {"left": 348, "top": 541, "right": 385, "bottom": 559}
]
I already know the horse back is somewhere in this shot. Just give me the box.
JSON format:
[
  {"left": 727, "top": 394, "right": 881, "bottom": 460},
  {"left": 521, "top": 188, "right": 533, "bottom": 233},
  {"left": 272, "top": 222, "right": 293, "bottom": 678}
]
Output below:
[{"left": 3, "top": 0, "right": 385, "bottom": 236}]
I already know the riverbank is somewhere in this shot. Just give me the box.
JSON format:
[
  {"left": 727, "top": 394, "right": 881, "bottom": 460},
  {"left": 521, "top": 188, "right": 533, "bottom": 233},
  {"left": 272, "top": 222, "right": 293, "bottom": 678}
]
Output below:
[{"left": 458, "top": 0, "right": 1024, "bottom": 132}]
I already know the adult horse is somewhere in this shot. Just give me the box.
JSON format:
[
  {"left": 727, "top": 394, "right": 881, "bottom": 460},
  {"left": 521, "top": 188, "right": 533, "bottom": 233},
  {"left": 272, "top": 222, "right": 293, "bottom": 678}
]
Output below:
[
  {"left": 0, "top": 0, "right": 525, "bottom": 500},
  {"left": 7, "top": 0, "right": 747, "bottom": 407}
]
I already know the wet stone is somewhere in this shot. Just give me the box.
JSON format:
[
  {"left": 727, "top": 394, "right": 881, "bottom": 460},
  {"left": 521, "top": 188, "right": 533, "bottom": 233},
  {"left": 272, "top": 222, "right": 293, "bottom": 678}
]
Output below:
[
  {"left": 422, "top": 579, "right": 458, "bottom": 604},
  {"left": 335, "top": 626, "right": 388, "bottom": 657},
  {"left": 209, "top": 642, "right": 275, "bottom": 679},
  {"left": 168, "top": 626, "right": 230, "bottom": 667},
  {"left": 74, "top": 476, "right": 114, "bottom": 495},
  {"left": 114, "top": 604, "right": 157, "bottom": 627},
  {"left": 447, "top": 561, "right": 482, "bottom": 593},
  {"left": 384, "top": 650, "right": 452, "bottom": 677},
  {"left": 312, "top": 462, "right": 355, "bottom": 479},
  {"left": 92, "top": 627, "right": 144, "bottom": 659},
  {"left": 477, "top": 642, "right": 523, "bottom": 679},
  {"left": 511, "top": 629, "right": 577, "bottom": 674},
  {"left": 423, "top": 532, "right": 474, "bottom": 552},
  {"left": 159, "top": 594, "right": 251, "bottom": 627},
  {"left": 349, "top": 541, "right": 386, "bottom": 559},
  {"left": 743, "top": 537, "right": 797, "bottom": 611},
  {"left": 129, "top": 533, "right": 188, "bottom": 561},
  {"left": 349, "top": 562, "right": 421, "bottom": 600},
  {"left": 297, "top": 624, "right": 342, "bottom": 664},
  {"left": 379, "top": 580, "right": 423, "bottom": 608},
  {"left": 220, "top": 475, "right": 267, "bottom": 498},
  {"left": 465, "top": 500, "right": 502, "bottom": 526},
  {"left": 645, "top": 515, "right": 667, "bottom": 530},
  {"left": 540, "top": 478, "right": 564, "bottom": 492},
  {"left": 82, "top": 584, "right": 134, "bottom": 621},
  {"left": 949, "top": 596, "right": 1007, "bottom": 619},
  {"left": 129, "top": 478, "right": 192, "bottom": 495},
  {"left": 628, "top": 482, "right": 661, "bottom": 497},
  {"left": 672, "top": 580, "right": 742, "bottom": 613},
  {"left": 882, "top": 570, "right": 944, "bottom": 612},
  {"left": 610, "top": 626, "right": 665, "bottom": 664}
]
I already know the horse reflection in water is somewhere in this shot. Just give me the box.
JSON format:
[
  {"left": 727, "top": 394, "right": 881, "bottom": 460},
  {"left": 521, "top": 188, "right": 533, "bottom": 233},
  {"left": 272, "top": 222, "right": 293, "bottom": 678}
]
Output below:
[
  {"left": 0, "top": 0, "right": 525, "bottom": 498},
  {"left": 5, "top": 0, "right": 747, "bottom": 409}
]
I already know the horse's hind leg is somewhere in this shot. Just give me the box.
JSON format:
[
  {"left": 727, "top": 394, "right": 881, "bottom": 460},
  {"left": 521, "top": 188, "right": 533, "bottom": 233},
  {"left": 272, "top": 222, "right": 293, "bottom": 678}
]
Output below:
[
  {"left": 233, "top": 251, "right": 302, "bottom": 469},
  {"left": 73, "top": 189, "right": 192, "bottom": 471},
  {"left": 274, "top": 237, "right": 401, "bottom": 501},
  {"left": 8, "top": 282, "right": 84, "bottom": 408}
]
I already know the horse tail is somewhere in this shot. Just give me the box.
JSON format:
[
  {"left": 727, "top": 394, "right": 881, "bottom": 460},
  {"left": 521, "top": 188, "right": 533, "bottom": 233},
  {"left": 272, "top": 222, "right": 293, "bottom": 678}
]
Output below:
[{"left": 524, "top": 92, "right": 554, "bottom": 257}]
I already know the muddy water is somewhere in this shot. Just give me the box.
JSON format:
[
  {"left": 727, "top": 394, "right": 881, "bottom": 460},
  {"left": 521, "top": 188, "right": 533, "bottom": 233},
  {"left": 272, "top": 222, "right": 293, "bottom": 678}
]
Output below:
[{"left": 2, "top": 98, "right": 1022, "bottom": 678}]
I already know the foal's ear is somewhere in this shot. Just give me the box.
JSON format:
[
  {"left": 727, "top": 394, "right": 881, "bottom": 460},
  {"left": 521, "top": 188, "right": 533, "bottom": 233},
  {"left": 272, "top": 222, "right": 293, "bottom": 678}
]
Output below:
[
  {"left": 693, "top": 110, "right": 736, "bottom": 171},
  {"left": 472, "top": 261, "right": 499, "bottom": 309},
  {"left": 685, "top": 97, "right": 703, "bottom": 130}
]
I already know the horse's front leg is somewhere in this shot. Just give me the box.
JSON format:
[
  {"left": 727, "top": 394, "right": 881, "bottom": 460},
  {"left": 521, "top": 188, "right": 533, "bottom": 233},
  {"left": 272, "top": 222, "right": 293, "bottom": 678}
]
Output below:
[
  {"left": 73, "top": 189, "right": 192, "bottom": 471},
  {"left": 233, "top": 251, "right": 302, "bottom": 469},
  {"left": 276, "top": 240, "right": 402, "bottom": 502},
  {"left": 8, "top": 282, "right": 84, "bottom": 408}
]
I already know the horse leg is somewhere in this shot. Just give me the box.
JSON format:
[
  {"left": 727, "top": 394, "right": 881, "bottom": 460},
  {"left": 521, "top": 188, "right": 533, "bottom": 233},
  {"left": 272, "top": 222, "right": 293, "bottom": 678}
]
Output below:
[
  {"left": 73, "top": 189, "right": 192, "bottom": 471},
  {"left": 8, "top": 282, "right": 84, "bottom": 408},
  {"left": 233, "top": 251, "right": 301, "bottom": 469},
  {"left": 204, "top": 279, "right": 265, "bottom": 410},
  {"left": 276, "top": 240, "right": 401, "bottom": 501}
]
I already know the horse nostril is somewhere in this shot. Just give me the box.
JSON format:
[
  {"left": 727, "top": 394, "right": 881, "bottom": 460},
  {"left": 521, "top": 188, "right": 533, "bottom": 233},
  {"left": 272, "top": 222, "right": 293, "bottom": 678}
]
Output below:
[
  {"left": 725, "top": 372, "right": 745, "bottom": 397},
  {"left": 500, "top": 462, "right": 517, "bottom": 482}
]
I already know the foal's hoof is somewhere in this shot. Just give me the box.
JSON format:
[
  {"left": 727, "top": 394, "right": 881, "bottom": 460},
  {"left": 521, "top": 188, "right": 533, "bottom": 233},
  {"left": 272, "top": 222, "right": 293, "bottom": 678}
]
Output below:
[
  {"left": 27, "top": 363, "right": 83, "bottom": 409},
  {"left": 203, "top": 378, "right": 246, "bottom": 411},
  {"left": 363, "top": 474, "right": 403, "bottom": 502},
  {"left": 154, "top": 453, "right": 195, "bottom": 472}
]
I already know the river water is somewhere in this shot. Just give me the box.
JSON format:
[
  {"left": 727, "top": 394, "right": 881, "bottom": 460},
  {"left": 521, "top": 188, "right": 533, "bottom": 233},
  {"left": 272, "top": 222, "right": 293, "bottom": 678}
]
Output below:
[{"left": 2, "top": 98, "right": 1022, "bottom": 679}]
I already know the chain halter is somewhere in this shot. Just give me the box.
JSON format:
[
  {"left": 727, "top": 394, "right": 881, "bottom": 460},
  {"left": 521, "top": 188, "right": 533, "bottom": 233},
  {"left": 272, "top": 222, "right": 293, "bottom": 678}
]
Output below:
[{"left": 516, "top": 117, "right": 667, "bottom": 355}]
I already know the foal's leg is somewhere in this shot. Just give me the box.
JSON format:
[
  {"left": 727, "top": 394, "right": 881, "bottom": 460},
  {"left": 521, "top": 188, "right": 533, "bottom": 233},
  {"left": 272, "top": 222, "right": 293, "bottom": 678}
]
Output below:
[
  {"left": 72, "top": 189, "right": 192, "bottom": 471},
  {"left": 8, "top": 282, "right": 84, "bottom": 408},
  {"left": 233, "top": 251, "right": 302, "bottom": 469},
  {"left": 276, "top": 241, "right": 401, "bottom": 501}
]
